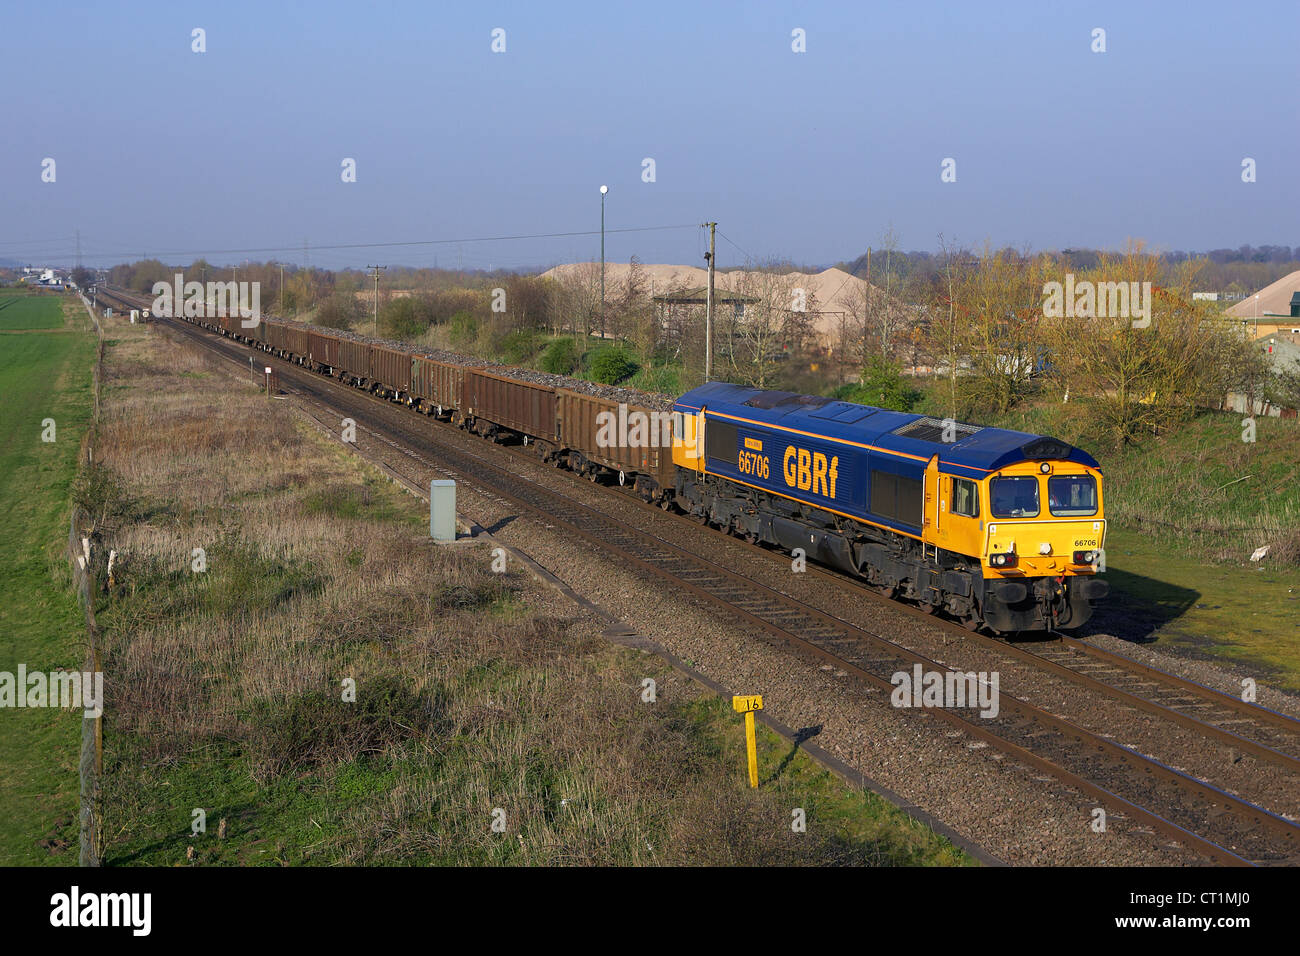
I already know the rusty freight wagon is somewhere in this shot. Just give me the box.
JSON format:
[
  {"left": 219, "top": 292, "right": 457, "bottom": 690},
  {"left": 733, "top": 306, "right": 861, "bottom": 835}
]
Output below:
[
  {"left": 307, "top": 329, "right": 340, "bottom": 371},
  {"left": 242, "top": 315, "right": 267, "bottom": 345},
  {"left": 284, "top": 325, "right": 310, "bottom": 363},
  {"left": 410, "top": 355, "right": 464, "bottom": 417},
  {"left": 463, "top": 369, "right": 557, "bottom": 442},
  {"left": 557, "top": 390, "right": 674, "bottom": 499},
  {"left": 264, "top": 320, "right": 287, "bottom": 354},
  {"left": 370, "top": 344, "right": 412, "bottom": 398},
  {"left": 337, "top": 339, "right": 372, "bottom": 385}
]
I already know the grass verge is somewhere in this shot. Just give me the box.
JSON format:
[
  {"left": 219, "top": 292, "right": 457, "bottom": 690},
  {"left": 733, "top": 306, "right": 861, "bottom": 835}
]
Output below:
[{"left": 0, "top": 295, "right": 96, "bottom": 863}]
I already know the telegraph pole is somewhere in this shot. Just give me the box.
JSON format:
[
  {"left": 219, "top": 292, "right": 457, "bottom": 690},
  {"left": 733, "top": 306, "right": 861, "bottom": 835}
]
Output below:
[
  {"left": 704, "top": 221, "right": 716, "bottom": 381},
  {"left": 367, "top": 265, "right": 387, "bottom": 335}
]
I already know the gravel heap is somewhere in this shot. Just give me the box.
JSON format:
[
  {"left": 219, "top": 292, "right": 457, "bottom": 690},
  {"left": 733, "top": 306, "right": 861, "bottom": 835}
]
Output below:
[{"left": 273, "top": 316, "right": 675, "bottom": 411}]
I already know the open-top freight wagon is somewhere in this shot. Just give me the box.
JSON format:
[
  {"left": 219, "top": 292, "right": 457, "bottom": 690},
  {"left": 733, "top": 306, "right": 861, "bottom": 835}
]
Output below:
[
  {"left": 410, "top": 355, "right": 463, "bottom": 418},
  {"left": 556, "top": 389, "right": 674, "bottom": 498},
  {"left": 191, "top": 313, "right": 675, "bottom": 502}
]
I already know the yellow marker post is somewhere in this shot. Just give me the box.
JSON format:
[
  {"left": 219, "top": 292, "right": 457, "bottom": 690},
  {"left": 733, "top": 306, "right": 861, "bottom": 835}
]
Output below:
[{"left": 732, "top": 694, "right": 764, "bottom": 788}]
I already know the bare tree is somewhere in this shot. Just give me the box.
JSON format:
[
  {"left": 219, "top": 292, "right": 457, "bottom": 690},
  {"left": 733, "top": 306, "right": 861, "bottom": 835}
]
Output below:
[
  {"left": 838, "top": 274, "right": 912, "bottom": 367},
  {"left": 551, "top": 262, "right": 601, "bottom": 338},
  {"left": 727, "top": 270, "right": 819, "bottom": 387}
]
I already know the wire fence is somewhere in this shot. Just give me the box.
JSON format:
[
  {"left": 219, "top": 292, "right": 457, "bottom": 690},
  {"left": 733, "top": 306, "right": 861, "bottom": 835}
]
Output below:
[{"left": 72, "top": 294, "right": 105, "bottom": 866}]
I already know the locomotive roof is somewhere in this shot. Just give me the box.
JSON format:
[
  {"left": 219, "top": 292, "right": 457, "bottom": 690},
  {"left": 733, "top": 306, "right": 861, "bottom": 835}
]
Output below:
[{"left": 674, "top": 382, "right": 1099, "bottom": 474}]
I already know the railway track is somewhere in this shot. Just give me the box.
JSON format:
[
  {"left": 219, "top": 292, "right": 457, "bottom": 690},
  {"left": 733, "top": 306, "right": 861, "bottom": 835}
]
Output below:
[
  {"left": 783, "top": 559, "right": 1300, "bottom": 773},
  {"left": 138, "top": 305, "right": 1300, "bottom": 866}
]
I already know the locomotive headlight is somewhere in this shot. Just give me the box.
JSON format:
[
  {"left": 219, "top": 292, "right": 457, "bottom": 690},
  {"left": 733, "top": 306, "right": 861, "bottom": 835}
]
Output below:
[
  {"left": 1039, "top": 462, "right": 1051, "bottom": 474},
  {"left": 1072, "top": 550, "right": 1096, "bottom": 565},
  {"left": 989, "top": 551, "right": 1017, "bottom": 568}
]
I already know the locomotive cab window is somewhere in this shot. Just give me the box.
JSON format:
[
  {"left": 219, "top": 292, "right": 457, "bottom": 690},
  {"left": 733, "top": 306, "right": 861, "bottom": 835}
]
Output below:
[
  {"left": 952, "top": 477, "right": 979, "bottom": 517},
  {"left": 1048, "top": 475, "right": 1098, "bottom": 516},
  {"left": 990, "top": 476, "right": 1039, "bottom": 518}
]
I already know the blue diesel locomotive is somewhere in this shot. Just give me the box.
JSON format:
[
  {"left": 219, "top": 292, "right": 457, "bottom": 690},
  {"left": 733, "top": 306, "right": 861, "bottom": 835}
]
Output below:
[{"left": 669, "top": 382, "right": 1108, "bottom": 632}]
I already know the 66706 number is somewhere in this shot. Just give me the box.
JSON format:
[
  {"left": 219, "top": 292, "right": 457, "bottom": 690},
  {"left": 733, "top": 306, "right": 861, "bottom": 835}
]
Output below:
[{"left": 738, "top": 450, "right": 770, "bottom": 479}]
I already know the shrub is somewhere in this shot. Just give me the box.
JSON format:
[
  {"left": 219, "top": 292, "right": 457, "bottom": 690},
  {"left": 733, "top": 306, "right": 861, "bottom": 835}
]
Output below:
[
  {"left": 587, "top": 347, "right": 640, "bottom": 385},
  {"left": 839, "top": 356, "right": 922, "bottom": 412},
  {"left": 540, "top": 338, "right": 580, "bottom": 375},
  {"left": 244, "top": 675, "right": 446, "bottom": 781},
  {"left": 499, "top": 329, "right": 540, "bottom": 365},
  {"left": 426, "top": 289, "right": 484, "bottom": 325},
  {"left": 448, "top": 310, "right": 479, "bottom": 348},
  {"left": 72, "top": 462, "right": 135, "bottom": 530},
  {"left": 316, "top": 293, "right": 361, "bottom": 330},
  {"left": 378, "top": 297, "right": 426, "bottom": 340},
  {"left": 632, "top": 362, "right": 682, "bottom": 396}
]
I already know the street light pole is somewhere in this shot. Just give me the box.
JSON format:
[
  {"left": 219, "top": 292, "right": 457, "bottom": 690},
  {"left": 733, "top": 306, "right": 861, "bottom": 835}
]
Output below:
[{"left": 600, "top": 184, "right": 608, "bottom": 340}]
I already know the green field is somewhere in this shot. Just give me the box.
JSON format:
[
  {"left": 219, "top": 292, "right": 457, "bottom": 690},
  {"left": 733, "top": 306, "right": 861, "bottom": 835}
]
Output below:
[
  {"left": 0, "top": 293, "right": 65, "bottom": 331},
  {"left": 0, "top": 295, "right": 96, "bottom": 863}
]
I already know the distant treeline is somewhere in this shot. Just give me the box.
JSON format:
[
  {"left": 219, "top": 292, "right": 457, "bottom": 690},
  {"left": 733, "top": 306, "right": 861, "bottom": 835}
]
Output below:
[{"left": 840, "top": 244, "right": 1300, "bottom": 296}]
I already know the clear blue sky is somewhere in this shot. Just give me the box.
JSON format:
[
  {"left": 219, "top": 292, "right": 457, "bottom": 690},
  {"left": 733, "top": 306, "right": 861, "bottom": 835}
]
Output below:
[{"left": 2, "top": 0, "right": 1296, "bottom": 271}]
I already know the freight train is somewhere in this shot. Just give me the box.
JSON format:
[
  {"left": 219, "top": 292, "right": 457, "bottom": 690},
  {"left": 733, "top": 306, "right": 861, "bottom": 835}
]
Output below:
[{"left": 168, "top": 300, "right": 1107, "bottom": 633}]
